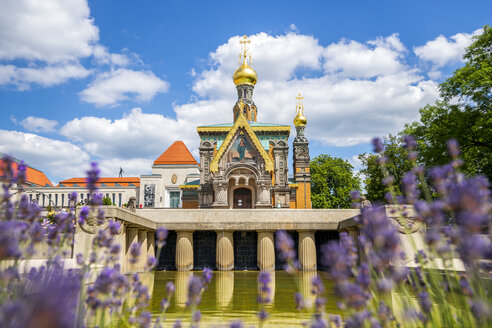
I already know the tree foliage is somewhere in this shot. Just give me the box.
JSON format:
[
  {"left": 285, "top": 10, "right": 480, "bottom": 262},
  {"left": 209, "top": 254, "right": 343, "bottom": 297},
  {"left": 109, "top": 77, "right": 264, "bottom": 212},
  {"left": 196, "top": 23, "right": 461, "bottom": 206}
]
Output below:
[
  {"left": 102, "top": 196, "right": 113, "bottom": 206},
  {"left": 310, "top": 154, "right": 360, "bottom": 209},
  {"left": 404, "top": 25, "right": 492, "bottom": 181},
  {"left": 358, "top": 135, "right": 413, "bottom": 202}
]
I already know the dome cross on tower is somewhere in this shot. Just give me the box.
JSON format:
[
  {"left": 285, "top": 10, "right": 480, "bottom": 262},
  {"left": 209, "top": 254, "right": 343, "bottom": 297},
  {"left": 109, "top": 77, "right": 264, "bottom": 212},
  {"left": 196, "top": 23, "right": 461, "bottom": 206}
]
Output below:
[
  {"left": 232, "top": 35, "right": 258, "bottom": 122},
  {"left": 294, "top": 93, "right": 307, "bottom": 128},
  {"left": 238, "top": 35, "right": 253, "bottom": 66}
]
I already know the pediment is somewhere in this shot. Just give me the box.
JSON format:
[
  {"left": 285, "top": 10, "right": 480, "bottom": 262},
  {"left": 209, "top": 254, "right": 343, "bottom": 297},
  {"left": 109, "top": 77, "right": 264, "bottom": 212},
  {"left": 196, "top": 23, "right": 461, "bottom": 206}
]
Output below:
[{"left": 210, "top": 113, "right": 273, "bottom": 173}]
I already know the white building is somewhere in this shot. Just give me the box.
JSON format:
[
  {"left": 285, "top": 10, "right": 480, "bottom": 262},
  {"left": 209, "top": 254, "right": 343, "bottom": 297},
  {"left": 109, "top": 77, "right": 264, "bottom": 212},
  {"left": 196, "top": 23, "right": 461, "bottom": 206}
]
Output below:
[{"left": 139, "top": 141, "right": 200, "bottom": 208}]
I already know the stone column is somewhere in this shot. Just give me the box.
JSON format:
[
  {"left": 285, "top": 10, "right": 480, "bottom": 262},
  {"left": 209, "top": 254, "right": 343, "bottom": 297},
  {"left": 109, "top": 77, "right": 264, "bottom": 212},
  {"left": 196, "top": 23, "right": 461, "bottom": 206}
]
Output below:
[
  {"left": 147, "top": 231, "right": 155, "bottom": 261},
  {"left": 257, "top": 231, "right": 275, "bottom": 271},
  {"left": 125, "top": 227, "right": 138, "bottom": 273},
  {"left": 138, "top": 230, "right": 148, "bottom": 271},
  {"left": 299, "top": 231, "right": 316, "bottom": 271},
  {"left": 175, "top": 231, "right": 194, "bottom": 271},
  {"left": 216, "top": 231, "right": 234, "bottom": 271}
]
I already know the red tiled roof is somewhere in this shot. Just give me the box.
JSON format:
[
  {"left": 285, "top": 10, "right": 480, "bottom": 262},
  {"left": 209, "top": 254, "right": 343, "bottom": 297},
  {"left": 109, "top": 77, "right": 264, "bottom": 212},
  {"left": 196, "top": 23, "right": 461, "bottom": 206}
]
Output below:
[
  {"left": 58, "top": 177, "right": 140, "bottom": 187},
  {"left": 153, "top": 141, "right": 198, "bottom": 165},
  {"left": 0, "top": 159, "right": 53, "bottom": 187}
]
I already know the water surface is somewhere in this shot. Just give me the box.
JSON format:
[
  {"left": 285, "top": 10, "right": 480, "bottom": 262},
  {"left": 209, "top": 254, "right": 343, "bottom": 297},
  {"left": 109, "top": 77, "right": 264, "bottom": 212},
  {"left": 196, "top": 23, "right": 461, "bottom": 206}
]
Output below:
[{"left": 150, "top": 271, "right": 343, "bottom": 327}]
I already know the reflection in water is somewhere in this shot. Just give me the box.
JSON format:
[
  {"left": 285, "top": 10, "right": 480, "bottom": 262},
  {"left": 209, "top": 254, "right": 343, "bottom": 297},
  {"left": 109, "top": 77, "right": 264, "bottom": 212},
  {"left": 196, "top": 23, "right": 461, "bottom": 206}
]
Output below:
[
  {"left": 151, "top": 271, "right": 343, "bottom": 327},
  {"left": 299, "top": 271, "right": 317, "bottom": 309},
  {"left": 174, "top": 271, "right": 192, "bottom": 308},
  {"left": 216, "top": 271, "right": 234, "bottom": 308}
]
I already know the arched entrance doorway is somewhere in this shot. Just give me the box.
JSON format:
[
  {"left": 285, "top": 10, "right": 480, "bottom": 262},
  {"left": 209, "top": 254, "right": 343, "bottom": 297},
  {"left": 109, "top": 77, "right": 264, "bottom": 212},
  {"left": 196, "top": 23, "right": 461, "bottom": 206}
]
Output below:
[{"left": 233, "top": 188, "right": 252, "bottom": 208}]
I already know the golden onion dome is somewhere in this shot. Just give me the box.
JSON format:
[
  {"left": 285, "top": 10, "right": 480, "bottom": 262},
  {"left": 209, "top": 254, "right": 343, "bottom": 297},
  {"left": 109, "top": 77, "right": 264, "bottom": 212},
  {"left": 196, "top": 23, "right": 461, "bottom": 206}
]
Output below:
[
  {"left": 233, "top": 58, "right": 257, "bottom": 86},
  {"left": 293, "top": 112, "right": 307, "bottom": 127}
]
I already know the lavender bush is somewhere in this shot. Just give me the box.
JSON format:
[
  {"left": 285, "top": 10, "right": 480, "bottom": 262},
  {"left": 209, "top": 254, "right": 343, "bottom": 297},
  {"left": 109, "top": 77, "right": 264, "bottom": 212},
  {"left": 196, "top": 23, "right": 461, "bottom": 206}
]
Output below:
[
  {"left": 318, "top": 137, "right": 492, "bottom": 327},
  {"left": 0, "top": 157, "right": 205, "bottom": 328}
]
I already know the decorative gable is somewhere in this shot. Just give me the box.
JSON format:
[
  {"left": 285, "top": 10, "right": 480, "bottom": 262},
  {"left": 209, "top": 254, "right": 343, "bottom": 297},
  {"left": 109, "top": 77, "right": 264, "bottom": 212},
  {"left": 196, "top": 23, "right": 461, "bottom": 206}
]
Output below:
[{"left": 210, "top": 113, "right": 274, "bottom": 173}]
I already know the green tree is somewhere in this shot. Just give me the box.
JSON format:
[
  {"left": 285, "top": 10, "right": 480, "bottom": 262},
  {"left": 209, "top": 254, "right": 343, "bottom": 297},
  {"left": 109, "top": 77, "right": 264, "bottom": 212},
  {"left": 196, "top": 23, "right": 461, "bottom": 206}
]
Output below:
[
  {"left": 102, "top": 196, "right": 113, "bottom": 206},
  {"left": 310, "top": 154, "right": 360, "bottom": 209},
  {"left": 358, "top": 135, "right": 413, "bottom": 202},
  {"left": 404, "top": 25, "right": 492, "bottom": 181}
]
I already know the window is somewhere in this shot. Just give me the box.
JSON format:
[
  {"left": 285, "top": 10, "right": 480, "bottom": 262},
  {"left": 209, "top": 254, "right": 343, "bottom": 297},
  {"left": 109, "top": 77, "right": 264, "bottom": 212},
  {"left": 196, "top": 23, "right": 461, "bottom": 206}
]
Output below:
[
  {"left": 118, "top": 193, "right": 122, "bottom": 207},
  {"left": 170, "top": 191, "right": 180, "bottom": 208},
  {"left": 42, "top": 194, "right": 45, "bottom": 207},
  {"left": 112, "top": 193, "right": 115, "bottom": 205},
  {"left": 55, "top": 194, "right": 58, "bottom": 207},
  {"left": 61, "top": 194, "right": 64, "bottom": 207}
]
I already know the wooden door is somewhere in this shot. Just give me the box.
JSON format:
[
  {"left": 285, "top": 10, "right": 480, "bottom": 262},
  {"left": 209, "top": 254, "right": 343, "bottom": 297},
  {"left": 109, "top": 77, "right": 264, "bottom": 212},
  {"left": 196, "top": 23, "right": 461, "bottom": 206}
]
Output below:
[{"left": 233, "top": 188, "right": 252, "bottom": 208}]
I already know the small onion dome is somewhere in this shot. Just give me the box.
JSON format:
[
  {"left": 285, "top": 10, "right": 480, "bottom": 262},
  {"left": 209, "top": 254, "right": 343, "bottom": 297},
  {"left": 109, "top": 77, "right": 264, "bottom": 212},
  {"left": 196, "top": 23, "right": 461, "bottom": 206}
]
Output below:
[
  {"left": 233, "top": 58, "right": 257, "bottom": 86},
  {"left": 293, "top": 112, "right": 307, "bottom": 127}
]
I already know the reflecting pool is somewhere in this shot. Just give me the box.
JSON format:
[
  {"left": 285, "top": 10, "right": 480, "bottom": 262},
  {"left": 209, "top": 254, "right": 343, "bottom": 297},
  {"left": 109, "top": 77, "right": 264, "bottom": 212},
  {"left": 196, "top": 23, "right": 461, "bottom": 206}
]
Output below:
[{"left": 150, "top": 270, "right": 343, "bottom": 327}]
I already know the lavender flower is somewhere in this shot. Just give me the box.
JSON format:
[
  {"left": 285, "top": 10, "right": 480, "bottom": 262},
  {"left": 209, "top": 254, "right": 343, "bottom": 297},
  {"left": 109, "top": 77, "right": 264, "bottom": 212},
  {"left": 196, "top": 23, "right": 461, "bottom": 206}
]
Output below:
[
  {"left": 86, "top": 162, "right": 100, "bottom": 195},
  {"left": 257, "top": 308, "right": 269, "bottom": 322},
  {"left": 129, "top": 242, "right": 141, "bottom": 264},
  {"left": 372, "top": 137, "right": 384, "bottom": 153},
  {"left": 294, "top": 292, "right": 305, "bottom": 310},
  {"left": 186, "top": 275, "right": 203, "bottom": 307},
  {"left": 257, "top": 271, "right": 272, "bottom": 303},
  {"left": 156, "top": 227, "right": 168, "bottom": 247},
  {"left": 79, "top": 206, "right": 89, "bottom": 225},
  {"left": 275, "top": 230, "right": 296, "bottom": 268}
]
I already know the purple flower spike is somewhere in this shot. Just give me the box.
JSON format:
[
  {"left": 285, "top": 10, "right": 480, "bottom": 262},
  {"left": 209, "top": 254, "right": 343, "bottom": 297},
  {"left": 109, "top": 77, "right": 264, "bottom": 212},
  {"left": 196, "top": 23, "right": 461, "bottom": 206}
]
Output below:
[
  {"left": 186, "top": 275, "right": 203, "bottom": 307},
  {"left": 229, "top": 321, "right": 244, "bottom": 328},
  {"left": 166, "top": 281, "right": 175, "bottom": 297},
  {"left": 202, "top": 267, "right": 212, "bottom": 285},
  {"left": 403, "top": 135, "right": 417, "bottom": 150},
  {"left": 372, "top": 137, "right": 384, "bottom": 153},
  {"left": 129, "top": 242, "right": 141, "bottom": 264},
  {"left": 447, "top": 139, "right": 460, "bottom": 158},
  {"left": 192, "top": 310, "right": 201, "bottom": 323},
  {"left": 78, "top": 206, "right": 89, "bottom": 225},
  {"left": 294, "top": 292, "right": 304, "bottom": 310},
  {"left": 257, "top": 308, "right": 269, "bottom": 322},
  {"left": 156, "top": 227, "right": 168, "bottom": 247},
  {"left": 275, "top": 230, "right": 296, "bottom": 265},
  {"left": 86, "top": 162, "right": 100, "bottom": 194}
]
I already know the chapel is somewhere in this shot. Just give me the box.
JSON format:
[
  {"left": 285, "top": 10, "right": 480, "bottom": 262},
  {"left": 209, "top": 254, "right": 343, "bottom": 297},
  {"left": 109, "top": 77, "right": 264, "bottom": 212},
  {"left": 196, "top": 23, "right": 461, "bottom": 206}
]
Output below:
[{"left": 181, "top": 36, "right": 312, "bottom": 209}]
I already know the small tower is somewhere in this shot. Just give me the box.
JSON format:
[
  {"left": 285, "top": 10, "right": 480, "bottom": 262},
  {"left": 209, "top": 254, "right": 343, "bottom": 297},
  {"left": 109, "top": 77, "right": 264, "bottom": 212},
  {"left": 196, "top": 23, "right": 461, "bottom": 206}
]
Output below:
[
  {"left": 232, "top": 35, "right": 258, "bottom": 122},
  {"left": 293, "top": 93, "right": 312, "bottom": 209}
]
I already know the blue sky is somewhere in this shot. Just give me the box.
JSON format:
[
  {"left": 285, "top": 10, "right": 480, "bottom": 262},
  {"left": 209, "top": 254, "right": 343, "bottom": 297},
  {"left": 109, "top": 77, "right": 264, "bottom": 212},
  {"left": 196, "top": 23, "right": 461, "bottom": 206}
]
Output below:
[{"left": 0, "top": 0, "right": 490, "bottom": 183}]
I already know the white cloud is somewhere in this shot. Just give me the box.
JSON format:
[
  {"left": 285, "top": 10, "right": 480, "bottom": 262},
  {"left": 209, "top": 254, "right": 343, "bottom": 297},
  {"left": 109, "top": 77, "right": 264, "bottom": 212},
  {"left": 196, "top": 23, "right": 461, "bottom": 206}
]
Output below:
[
  {"left": 20, "top": 116, "right": 59, "bottom": 133},
  {"left": 60, "top": 108, "right": 194, "bottom": 159},
  {"left": 323, "top": 34, "right": 407, "bottom": 78},
  {"left": 0, "top": 0, "right": 98, "bottom": 62},
  {"left": 0, "top": 63, "right": 91, "bottom": 89},
  {"left": 414, "top": 29, "right": 482, "bottom": 69},
  {"left": 0, "top": 0, "right": 165, "bottom": 105},
  {"left": 79, "top": 69, "right": 169, "bottom": 106},
  {"left": 0, "top": 129, "right": 90, "bottom": 183}
]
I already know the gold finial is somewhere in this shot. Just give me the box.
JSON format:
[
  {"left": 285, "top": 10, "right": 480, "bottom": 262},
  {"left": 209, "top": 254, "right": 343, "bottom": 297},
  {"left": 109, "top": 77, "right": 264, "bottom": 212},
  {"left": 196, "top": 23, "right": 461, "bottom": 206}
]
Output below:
[
  {"left": 233, "top": 35, "right": 257, "bottom": 86},
  {"left": 296, "top": 93, "right": 304, "bottom": 115},
  {"left": 239, "top": 35, "right": 252, "bottom": 66},
  {"left": 294, "top": 92, "right": 307, "bottom": 127}
]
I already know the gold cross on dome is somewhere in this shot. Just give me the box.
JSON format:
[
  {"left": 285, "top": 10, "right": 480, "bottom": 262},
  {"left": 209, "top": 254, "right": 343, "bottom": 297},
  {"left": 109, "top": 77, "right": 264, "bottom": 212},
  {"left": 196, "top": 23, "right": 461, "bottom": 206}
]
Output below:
[
  {"left": 238, "top": 35, "right": 252, "bottom": 65},
  {"left": 296, "top": 93, "right": 304, "bottom": 114}
]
